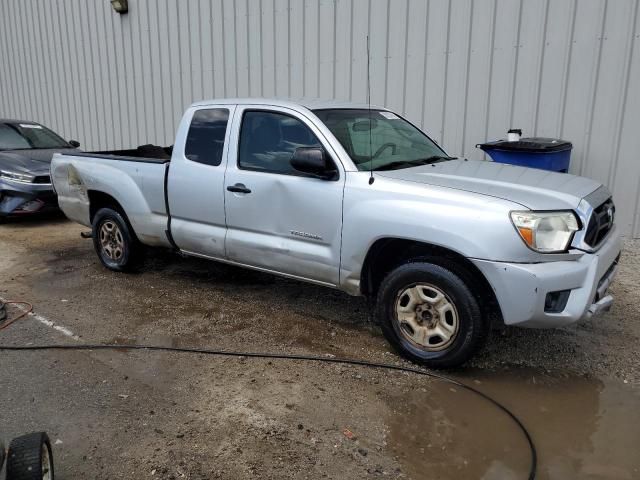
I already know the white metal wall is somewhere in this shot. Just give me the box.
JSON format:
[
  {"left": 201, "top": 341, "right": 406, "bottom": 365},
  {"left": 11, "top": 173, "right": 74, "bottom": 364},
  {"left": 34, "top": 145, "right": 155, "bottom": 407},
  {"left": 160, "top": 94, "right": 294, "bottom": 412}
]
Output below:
[{"left": 1, "top": 0, "right": 639, "bottom": 236}]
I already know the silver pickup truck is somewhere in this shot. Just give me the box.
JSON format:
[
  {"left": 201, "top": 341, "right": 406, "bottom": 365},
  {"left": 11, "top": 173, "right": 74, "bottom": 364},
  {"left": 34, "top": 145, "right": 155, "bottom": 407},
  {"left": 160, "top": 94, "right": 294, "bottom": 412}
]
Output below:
[{"left": 51, "top": 98, "right": 621, "bottom": 367}]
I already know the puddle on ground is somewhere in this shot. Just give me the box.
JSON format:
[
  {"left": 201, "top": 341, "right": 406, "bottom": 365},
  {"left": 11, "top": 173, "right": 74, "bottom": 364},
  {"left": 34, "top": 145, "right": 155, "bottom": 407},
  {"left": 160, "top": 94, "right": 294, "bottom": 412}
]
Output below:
[{"left": 385, "top": 367, "right": 640, "bottom": 479}]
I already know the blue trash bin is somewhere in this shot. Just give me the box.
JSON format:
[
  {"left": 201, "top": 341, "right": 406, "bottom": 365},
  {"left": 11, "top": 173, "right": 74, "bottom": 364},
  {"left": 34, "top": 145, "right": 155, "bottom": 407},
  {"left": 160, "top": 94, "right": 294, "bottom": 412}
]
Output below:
[{"left": 477, "top": 137, "right": 573, "bottom": 173}]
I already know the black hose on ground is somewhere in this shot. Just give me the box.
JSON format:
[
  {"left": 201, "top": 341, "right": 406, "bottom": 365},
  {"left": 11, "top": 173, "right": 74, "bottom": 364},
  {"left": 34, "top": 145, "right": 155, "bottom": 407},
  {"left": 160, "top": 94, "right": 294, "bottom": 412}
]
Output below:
[{"left": 0, "top": 343, "right": 537, "bottom": 479}]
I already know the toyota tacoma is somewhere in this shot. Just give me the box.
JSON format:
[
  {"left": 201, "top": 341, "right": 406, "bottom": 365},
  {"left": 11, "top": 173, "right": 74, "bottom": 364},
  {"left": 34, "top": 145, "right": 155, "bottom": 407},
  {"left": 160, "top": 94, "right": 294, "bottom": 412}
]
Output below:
[{"left": 50, "top": 99, "right": 621, "bottom": 367}]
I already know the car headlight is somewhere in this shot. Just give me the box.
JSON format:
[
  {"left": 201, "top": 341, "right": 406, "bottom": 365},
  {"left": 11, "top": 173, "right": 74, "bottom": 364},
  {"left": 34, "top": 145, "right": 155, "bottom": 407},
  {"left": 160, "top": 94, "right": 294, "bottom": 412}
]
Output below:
[
  {"left": 0, "top": 170, "right": 35, "bottom": 184},
  {"left": 510, "top": 211, "right": 580, "bottom": 253}
]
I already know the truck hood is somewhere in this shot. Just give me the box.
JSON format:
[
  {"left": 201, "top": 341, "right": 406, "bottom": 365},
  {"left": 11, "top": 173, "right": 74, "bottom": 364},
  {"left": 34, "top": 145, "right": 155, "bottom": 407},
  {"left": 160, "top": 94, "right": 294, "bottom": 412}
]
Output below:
[
  {"left": 376, "top": 159, "right": 603, "bottom": 210},
  {"left": 0, "top": 148, "right": 80, "bottom": 176}
]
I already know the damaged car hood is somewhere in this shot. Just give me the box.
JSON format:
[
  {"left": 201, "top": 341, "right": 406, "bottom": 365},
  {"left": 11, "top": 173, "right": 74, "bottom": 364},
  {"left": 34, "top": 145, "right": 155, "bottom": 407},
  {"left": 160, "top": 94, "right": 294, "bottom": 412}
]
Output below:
[
  {"left": 0, "top": 148, "right": 80, "bottom": 176},
  {"left": 377, "top": 159, "right": 603, "bottom": 210}
]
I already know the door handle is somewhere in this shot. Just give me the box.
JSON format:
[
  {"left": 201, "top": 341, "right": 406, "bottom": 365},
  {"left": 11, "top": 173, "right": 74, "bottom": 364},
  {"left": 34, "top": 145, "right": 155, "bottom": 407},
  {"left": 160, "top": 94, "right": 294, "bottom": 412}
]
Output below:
[{"left": 226, "top": 183, "right": 252, "bottom": 194}]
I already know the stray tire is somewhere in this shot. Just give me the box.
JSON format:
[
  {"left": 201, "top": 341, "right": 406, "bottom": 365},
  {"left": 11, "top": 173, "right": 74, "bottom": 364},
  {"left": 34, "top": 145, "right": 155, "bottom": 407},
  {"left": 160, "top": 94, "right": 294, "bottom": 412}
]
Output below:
[
  {"left": 6, "top": 432, "right": 54, "bottom": 480},
  {"left": 92, "top": 207, "right": 142, "bottom": 272},
  {"left": 376, "top": 261, "right": 487, "bottom": 368}
]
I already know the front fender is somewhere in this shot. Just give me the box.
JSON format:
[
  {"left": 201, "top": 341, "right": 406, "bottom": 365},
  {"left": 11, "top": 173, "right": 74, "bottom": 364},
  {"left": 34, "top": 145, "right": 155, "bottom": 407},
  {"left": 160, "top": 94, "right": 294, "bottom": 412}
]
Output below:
[{"left": 339, "top": 172, "right": 558, "bottom": 294}]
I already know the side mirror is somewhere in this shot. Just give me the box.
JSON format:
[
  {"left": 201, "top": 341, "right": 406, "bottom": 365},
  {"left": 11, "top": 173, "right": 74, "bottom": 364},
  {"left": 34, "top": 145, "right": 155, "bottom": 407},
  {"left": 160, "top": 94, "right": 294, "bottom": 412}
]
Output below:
[
  {"left": 290, "top": 147, "right": 336, "bottom": 180},
  {"left": 68, "top": 140, "right": 81, "bottom": 148}
]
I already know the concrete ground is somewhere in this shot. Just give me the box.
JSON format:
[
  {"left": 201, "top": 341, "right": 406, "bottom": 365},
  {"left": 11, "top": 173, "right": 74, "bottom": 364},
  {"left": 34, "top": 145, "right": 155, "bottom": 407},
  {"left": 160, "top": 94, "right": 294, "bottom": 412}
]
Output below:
[{"left": 0, "top": 216, "right": 639, "bottom": 480}]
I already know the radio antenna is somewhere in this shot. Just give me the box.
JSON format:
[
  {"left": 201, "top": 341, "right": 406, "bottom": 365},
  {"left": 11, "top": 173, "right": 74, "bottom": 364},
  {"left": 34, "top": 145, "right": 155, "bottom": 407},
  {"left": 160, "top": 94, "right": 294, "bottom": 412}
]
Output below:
[{"left": 367, "top": 35, "right": 374, "bottom": 185}]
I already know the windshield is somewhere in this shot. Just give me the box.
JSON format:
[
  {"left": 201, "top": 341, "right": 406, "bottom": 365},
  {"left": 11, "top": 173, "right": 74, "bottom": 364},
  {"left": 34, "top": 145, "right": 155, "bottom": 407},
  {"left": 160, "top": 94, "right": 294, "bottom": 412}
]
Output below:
[
  {"left": 0, "top": 122, "right": 70, "bottom": 150},
  {"left": 313, "top": 109, "right": 448, "bottom": 171}
]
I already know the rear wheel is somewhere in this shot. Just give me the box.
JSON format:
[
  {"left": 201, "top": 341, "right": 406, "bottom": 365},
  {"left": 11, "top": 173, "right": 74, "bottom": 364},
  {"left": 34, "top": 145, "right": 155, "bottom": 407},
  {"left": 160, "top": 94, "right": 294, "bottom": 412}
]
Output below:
[
  {"left": 376, "top": 261, "right": 487, "bottom": 368},
  {"left": 92, "top": 207, "right": 141, "bottom": 272},
  {"left": 6, "top": 432, "right": 54, "bottom": 480}
]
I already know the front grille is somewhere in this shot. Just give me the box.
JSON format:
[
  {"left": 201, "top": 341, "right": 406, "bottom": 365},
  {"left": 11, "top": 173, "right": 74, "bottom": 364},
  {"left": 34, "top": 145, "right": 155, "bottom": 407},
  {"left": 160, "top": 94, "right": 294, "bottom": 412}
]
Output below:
[
  {"left": 33, "top": 175, "right": 51, "bottom": 184},
  {"left": 584, "top": 198, "right": 615, "bottom": 248}
]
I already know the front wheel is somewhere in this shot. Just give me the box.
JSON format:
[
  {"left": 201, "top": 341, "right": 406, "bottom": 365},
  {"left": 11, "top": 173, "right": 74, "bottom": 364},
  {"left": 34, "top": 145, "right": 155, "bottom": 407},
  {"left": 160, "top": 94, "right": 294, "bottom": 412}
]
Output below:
[
  {"left": 376, "top": 261, "right": 488, "bottom": 368},
  {"left": 92, "top": 207, "right": 142, "bottom": 272}
]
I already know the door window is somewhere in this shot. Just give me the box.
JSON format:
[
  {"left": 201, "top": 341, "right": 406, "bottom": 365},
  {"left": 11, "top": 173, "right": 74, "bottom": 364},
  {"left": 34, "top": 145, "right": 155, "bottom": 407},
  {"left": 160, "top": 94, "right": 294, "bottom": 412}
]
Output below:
[
  {"left": 238, "top": 111, "right": 322, "bottom": 175},
  {"left": 184, "top": 108, "right": 230, "bottom": 166}
]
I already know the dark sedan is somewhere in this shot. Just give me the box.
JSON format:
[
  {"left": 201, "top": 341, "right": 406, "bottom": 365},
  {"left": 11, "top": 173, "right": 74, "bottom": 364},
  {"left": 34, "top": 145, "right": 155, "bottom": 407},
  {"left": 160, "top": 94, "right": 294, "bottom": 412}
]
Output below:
[{"left": 0, "top": 119, "right": 80, "bottom": 217}]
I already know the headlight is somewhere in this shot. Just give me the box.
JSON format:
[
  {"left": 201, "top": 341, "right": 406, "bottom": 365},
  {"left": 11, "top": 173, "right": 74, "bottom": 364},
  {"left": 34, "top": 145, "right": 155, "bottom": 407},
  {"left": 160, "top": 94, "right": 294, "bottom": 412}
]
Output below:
[
  {"left": 510, "top": 211, "right": 580, "bottom": 253},
  {"left": 0, "top": 170, "right": 35, "bottom": 183}
]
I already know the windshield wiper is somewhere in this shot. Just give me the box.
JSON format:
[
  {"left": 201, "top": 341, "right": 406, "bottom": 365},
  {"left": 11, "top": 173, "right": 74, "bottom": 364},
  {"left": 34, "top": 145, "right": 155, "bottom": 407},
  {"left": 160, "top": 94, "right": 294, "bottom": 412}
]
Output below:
[{"left": 373, "top": 155, "right": 456, "bottom": 171}]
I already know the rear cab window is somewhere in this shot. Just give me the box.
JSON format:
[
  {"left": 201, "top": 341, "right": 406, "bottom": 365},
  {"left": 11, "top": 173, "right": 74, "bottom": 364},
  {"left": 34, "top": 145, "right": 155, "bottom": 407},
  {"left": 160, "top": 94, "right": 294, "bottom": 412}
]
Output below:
[{"left": 184, "top": 108, "right": 230, "bottom": 166}]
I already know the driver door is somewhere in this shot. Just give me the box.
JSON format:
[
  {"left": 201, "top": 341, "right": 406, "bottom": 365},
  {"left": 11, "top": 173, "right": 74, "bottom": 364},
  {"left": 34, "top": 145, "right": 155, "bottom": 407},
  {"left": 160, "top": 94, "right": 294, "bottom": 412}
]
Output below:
[{"left": 223, "top": 106, "right": 345, "bottom": 286}]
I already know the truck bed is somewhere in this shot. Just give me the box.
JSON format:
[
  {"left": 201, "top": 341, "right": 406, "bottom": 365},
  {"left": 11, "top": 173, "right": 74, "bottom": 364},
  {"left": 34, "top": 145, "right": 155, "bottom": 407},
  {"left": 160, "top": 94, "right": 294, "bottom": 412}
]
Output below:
[
  {"left": 51, "top": 146, "right": 173, "bottom": 248},
  {"left": 82, "top": 144, "right": 173, "bottom": 163},
  {"left": 68, "top": 152, "right": 170, "bottom": 164}
]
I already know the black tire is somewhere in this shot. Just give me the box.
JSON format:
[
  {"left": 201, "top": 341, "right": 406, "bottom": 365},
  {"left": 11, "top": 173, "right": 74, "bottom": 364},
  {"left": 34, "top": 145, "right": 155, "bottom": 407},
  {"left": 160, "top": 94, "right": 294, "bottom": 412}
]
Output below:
[
  {"left": 6, "top": 432, "right": 54, "bottom": 480},
  {"left": 92, "top": 207, "right": 142, "bottom": 272},
  {"left": 376, "top": 261, "right": 487, "bottom": 368}
]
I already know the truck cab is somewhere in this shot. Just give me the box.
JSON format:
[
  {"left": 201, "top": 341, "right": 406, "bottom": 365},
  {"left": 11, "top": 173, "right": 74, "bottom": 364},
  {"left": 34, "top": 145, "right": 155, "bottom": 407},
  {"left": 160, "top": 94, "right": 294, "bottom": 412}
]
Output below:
[{"left": 167, "top": 100, "right": 348, "bottom": 287}]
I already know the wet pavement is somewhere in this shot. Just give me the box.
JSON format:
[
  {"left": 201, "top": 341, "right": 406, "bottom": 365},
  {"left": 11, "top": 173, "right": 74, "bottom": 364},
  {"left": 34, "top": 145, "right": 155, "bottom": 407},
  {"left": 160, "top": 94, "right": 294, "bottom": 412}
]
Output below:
[{"left": 0, "top": 217, "right": 639, "bottom": 479}]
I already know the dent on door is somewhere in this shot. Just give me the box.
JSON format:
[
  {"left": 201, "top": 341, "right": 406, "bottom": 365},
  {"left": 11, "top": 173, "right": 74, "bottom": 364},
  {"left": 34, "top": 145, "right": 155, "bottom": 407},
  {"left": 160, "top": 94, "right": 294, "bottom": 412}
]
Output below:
[
  {"left": 224, "top": 173, "right": 343, "bottom": 285},
  {"left": 223, "top": 106, "right": 344, "bottom": 285}
]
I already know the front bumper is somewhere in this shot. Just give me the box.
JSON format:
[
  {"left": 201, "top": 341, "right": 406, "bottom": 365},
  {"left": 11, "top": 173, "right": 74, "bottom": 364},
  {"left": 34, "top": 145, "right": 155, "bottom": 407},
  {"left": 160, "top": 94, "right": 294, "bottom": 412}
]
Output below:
[
  {"left": 0, "top": 182, "right": 58, "bottom": 217},
  {"left": 472, "top": 226, "right": 622, "bottom": 328}
]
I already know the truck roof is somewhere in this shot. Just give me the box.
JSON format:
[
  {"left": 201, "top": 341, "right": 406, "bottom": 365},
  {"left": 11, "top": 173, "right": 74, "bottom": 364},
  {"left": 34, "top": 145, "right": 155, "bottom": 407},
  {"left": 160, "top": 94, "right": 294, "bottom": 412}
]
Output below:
[{"left": 190, "top": 97, "right": 386, "bottom": 111}]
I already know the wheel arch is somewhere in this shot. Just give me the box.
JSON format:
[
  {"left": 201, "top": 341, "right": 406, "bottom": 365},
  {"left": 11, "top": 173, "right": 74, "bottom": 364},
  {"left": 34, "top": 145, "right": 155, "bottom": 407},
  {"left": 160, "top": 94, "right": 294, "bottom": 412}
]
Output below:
[
  {"left": 87, "top": 190, "right": 141, "bottom": 244},
  {"left": 360, "top": 237, "right": 503, "bottom": 326},
  {"left": 88, "top": 190, "right": 126, "bottom": 223}
]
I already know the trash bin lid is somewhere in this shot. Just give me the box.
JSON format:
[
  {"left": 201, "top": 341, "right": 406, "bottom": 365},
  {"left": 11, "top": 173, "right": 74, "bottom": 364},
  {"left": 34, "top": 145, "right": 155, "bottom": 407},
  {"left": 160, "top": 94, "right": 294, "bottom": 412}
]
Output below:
[{"left": 477, "top": 137, "right": 572, "bottom": 153}]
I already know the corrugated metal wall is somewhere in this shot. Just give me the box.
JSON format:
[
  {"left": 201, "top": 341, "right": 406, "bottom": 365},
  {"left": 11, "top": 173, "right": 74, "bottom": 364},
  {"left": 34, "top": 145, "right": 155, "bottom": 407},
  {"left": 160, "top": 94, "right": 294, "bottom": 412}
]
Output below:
[{"left": 1, "top": 0, "right": 639, "bottom": 236}]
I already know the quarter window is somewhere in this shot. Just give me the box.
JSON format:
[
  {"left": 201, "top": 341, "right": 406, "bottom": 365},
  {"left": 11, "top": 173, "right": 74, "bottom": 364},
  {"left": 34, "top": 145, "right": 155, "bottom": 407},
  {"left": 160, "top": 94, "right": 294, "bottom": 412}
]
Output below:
[
  {"left": 184, "top": 108, "right": 230, "bottom": 166},
  {"left": 238, "top": 111, "right": 322, "bottom": 175}
]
